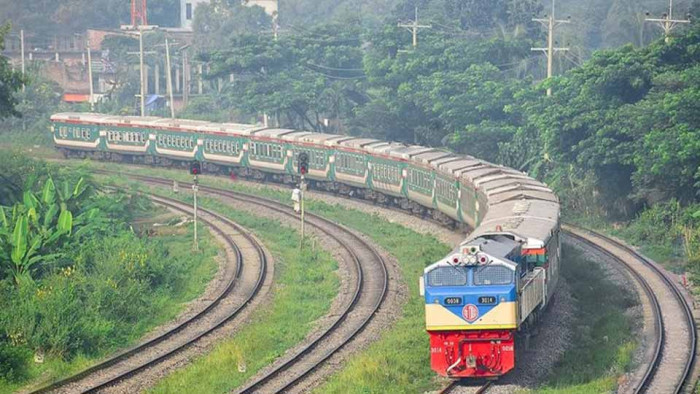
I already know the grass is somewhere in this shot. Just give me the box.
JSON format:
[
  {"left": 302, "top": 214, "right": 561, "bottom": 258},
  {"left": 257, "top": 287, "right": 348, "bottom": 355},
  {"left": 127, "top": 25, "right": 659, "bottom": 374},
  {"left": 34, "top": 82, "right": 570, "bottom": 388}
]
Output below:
[
  {"left": 2, "top": 219, "right": 219, "bottom": 393},
  {"left": 529, "top": 244, "right": 638, "bottom": 393},
  {"left": 95, "top": 177, "right": 340, "bottom": 394},
  {"left": 96, "top": 167, "right": 451, "bottom": 392}
]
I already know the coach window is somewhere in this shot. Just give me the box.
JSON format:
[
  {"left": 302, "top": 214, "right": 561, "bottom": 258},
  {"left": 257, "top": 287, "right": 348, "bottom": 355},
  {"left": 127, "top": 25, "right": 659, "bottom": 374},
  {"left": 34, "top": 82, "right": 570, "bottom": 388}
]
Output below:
[
  {"left": 427, "top": 266, "right": 468, "bottom": 287},
  {"left": 473, "top": 266, "right": 513, "bottom": 286}
]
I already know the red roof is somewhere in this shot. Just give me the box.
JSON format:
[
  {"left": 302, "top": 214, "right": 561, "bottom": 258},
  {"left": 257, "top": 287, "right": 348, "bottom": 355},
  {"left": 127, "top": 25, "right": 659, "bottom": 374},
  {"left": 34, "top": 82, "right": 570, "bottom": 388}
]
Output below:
[{"left": 64, "top": 94, "right": 90, "bottom": 103}]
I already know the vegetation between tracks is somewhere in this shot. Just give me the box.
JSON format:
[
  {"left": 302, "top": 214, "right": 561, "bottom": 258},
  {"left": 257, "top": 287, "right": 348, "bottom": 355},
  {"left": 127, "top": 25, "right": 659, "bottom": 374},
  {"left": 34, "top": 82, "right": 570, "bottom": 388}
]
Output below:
[
  {"left": 531, "top": 244, "right": 638, "bottom": 393},
  {"left": 0, "top": 153, "right": 218, "bottom": 392},
  {"left": 96, "top": 177, "right": 340, "bottom": 394},
  {"left": 95, "top": 165, "right": 452, "bottom": 392}
]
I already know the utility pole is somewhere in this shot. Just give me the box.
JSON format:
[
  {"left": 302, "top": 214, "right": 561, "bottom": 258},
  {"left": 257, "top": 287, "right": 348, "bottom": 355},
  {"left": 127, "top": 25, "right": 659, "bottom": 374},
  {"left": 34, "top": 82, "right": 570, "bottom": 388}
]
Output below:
[
  {"left": 398, "top": 7, "right": 432, "bottom": 49},
  {"left": 645, "top": 0, "right": 690, "bottom": 43},
  {"left": 139, "top": 30, "right": 146, "bottom": 116},
  {"left": 182, "top": 49, "right": 189, "bottom": 107},
  {"left": 124, "top": 26, "right": 157, "bottom": 116},
  {"left": 86, "top": 39, "right": 95, "bottom": 111},
  {"left": 532, "top": 0, "right": 570, "bottom": 96},
  {"left": 165, "top": 37, "right": 175, "bottom": 118},
  {"left": 20, "top": 30, "right": 25, "bottom": 92}
]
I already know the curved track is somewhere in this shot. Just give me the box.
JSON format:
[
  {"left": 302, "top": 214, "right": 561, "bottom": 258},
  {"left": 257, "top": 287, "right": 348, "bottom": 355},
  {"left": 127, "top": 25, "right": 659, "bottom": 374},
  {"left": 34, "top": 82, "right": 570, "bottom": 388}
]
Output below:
[
  {"left": 564, "top": 225, "right": 696, "bottom": 394},
  {"left": 123, "top": 173, "right": 390, "bottom": 393},
  {"left": 30, "top": 194, "right": 268, "bottom": 394}
]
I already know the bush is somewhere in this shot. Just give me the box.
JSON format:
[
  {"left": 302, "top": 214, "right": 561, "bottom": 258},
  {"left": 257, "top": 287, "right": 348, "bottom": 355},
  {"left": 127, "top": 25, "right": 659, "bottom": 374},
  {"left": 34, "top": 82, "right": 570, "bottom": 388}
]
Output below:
[{"left": 0, "top": 342, "right": 31, "bottom": 382}]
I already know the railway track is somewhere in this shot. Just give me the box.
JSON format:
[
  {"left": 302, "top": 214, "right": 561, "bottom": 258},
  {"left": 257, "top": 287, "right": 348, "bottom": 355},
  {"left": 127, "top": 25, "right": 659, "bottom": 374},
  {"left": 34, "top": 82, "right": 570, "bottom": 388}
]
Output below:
[
  {"left": 438, "top": 379, "right": 492, "bottom": 394},
  {"left": 30, "top": 194, "right": 269, "bottom": 394},
  {"left": 564, "top": 225, "right": 696, "bottom": 394},
  {"left": 122, "top": 173, "right": 390, "bottom": 393}
]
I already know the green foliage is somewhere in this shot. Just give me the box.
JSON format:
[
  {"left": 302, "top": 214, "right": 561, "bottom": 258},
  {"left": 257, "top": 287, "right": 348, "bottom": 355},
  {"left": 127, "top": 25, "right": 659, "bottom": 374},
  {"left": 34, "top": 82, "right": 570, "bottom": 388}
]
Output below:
[
  {"left": 0, "top": 155, "right": 218, "bottom": 390},
  {"left": 0, "top": 24, "right": 25, "bottom": 120},
  {"left": 542, "top": 245, "right": 637, "bottom": 390},
  {"left": 0, "top": 342, "right": 31, "bottom": 382},
  {"left": 0, "top": 174, "right": 98, "bottom": 284},
  {"left": 204, "top": 22, "right": 365, "bottom": 132}
]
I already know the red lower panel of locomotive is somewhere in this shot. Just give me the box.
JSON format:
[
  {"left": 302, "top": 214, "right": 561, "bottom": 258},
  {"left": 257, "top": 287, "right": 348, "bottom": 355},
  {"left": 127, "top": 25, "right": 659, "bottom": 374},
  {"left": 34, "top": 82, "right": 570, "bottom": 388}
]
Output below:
[{"left": 429, "top": 330, "right": 515, "bottom": 377}]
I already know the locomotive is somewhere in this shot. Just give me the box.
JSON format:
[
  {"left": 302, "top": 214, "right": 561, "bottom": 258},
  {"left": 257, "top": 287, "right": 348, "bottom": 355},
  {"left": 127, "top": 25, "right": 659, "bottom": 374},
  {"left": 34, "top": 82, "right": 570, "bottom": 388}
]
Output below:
[{"left": 50, "top": 112, "right": 560, "bottom": 379}]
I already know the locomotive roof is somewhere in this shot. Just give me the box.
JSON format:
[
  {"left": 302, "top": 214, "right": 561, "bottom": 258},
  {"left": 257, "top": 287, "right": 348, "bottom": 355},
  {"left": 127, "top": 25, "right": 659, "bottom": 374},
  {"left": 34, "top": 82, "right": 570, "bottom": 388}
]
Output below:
[{"left": 461, "top": 235, "right": 522, "bottom": 262}]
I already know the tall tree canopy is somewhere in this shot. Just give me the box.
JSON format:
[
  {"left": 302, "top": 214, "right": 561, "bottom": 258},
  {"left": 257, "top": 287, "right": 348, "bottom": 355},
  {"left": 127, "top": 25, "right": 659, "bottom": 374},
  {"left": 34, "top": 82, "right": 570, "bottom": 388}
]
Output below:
[{"left": 0, "top": 25, "right": 26, "bottom": 119}]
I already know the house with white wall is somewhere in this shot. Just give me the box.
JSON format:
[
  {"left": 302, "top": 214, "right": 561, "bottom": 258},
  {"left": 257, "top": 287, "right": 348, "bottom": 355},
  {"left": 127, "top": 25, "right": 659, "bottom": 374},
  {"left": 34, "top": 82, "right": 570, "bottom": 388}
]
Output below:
[{"left": 180, "top": 0, "right": 278, "bottom": 30}]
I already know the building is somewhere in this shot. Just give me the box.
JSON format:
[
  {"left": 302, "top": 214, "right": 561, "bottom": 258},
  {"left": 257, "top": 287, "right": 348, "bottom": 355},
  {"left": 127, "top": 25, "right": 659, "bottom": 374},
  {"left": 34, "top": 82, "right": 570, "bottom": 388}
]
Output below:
[
  {"left": 181, "top": 0, "right": 211, "bottom": 30},
  {"left": 180, "top": 0, "right": 278, "bottom": 30}
]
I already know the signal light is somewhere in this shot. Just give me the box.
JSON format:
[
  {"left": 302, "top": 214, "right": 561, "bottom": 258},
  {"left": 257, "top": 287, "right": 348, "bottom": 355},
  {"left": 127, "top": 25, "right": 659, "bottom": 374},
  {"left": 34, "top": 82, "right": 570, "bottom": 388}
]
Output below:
[
  {"left": 190, "top": 161, "right": 202, "bottom": 176},
  {"left": 298, "top": 152, "right": 309, "bottom": 175}
]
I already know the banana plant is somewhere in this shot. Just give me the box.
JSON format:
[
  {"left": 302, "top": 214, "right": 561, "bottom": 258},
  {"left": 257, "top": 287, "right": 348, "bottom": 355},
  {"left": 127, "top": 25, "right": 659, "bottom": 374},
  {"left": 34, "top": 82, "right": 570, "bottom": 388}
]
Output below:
[{"left": 0, "top": 176, "right": 94, "bottom": 285}]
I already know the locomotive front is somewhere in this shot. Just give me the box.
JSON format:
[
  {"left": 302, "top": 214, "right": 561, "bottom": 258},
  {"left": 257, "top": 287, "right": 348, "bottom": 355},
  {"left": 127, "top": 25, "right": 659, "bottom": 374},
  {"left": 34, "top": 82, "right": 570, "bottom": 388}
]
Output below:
[{"left": 421, "top": 236, "right": 522, "bottom": 377}]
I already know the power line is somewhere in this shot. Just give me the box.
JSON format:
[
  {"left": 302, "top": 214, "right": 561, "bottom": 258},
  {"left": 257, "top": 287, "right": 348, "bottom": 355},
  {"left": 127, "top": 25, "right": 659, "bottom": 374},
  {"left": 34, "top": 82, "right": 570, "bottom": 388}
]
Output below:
[
  {"left": 305, "top": 62, "right": 364, "bottom": 72},
  {"left": 301, "top": 64, "right": 366, "bottom": 80}
]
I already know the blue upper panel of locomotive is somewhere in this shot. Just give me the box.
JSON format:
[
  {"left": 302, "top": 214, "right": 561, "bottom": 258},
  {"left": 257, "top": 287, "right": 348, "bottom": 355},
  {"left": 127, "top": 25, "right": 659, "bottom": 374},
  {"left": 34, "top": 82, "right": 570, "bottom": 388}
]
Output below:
[{"left": 422, "top": 235, "right": 523, "bottom": 329}]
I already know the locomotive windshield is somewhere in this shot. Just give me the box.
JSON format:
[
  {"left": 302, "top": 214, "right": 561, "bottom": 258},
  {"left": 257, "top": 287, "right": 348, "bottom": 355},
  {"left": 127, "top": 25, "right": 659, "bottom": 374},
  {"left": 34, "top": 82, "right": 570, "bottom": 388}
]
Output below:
[
  {"left": 474, "top": 266, "right": 514, "bottom": 286},
  {"left": 427, "top": 266, "right": 467, "bottom": 287}
]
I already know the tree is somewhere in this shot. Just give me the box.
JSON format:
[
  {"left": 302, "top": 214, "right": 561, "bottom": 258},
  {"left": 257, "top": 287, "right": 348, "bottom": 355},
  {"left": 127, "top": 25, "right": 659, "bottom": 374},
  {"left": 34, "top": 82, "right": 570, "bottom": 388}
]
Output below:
[
  {"left": 204, "top": 22, "right": 365, "bottom": 132},
  {"left": 0, "top": 25, "right": 25, "bottom": 119},
  {"left": 0, "top": 176, "right": 97, "bottom": 285}
]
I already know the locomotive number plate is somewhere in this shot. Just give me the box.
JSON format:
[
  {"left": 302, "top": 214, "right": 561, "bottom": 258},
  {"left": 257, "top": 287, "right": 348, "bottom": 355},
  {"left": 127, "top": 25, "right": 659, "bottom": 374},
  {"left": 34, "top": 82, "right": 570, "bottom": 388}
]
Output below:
[
  {"left": 444, "top": 297, "right": 462, "bottom": 305},
  {"left": 479, "top": 296, "right": 497, "bottom": 305}
]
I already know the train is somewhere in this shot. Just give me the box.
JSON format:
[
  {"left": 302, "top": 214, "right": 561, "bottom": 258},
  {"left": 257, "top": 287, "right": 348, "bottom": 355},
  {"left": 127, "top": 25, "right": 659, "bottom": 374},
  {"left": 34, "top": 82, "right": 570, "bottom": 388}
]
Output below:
[{"left": 50, "top": 112, "right": 560, "bottom": 379}]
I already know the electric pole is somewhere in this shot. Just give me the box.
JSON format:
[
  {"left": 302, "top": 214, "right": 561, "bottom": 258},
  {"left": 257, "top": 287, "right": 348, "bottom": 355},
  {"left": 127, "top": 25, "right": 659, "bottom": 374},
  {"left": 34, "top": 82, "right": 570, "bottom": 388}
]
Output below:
[
  {"left": 645, "top": 0, "right": 690, "bottom": 43},
  {"left": 20, "top": 30, "right": 25, "bottom": 92},
  {"left": 398, "top": 7, "right": 432, "bottom": 49},
  {"left": 532, "top": 0, "right": 570, "bottom": 96},
  {"left": 165, "top": 37, "right": 175, "bottom": 118},
  {"left": 122, "top": 0, "right": 156, "bottom": 116},
  {"left": 86, "top": 39, "right": 94, "bottom": 111},
  {"left": 139, "top": 31, "right": 146, "bottom": 116}
]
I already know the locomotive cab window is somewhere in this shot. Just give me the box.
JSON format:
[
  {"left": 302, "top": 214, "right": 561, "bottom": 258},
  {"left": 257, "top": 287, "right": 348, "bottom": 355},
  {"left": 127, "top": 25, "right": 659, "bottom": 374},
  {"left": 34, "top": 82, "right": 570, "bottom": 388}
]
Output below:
[
  {"left": 427, "top": 267, "right": 468, "bottom": 287},
  {"left": 474, "top": 266, "right": 513, "bottom": 286}
]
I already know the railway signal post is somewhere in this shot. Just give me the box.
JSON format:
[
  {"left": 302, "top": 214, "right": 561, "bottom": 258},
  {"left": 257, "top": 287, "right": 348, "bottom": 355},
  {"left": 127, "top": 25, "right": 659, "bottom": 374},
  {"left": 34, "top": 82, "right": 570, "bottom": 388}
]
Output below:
[
  {"left": 298, "top": 152, "right": 309, "bottom": 248},
  {"left": 190, "top": 161, "right": 202, "bottom": 251}
]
